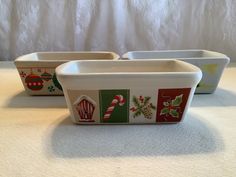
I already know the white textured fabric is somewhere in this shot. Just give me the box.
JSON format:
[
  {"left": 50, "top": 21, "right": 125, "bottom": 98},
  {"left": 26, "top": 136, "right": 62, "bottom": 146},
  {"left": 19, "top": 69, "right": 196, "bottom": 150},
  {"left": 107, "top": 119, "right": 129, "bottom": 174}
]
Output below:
[{"left": 0, "top": 0, "right": 236, "bottom": 61}]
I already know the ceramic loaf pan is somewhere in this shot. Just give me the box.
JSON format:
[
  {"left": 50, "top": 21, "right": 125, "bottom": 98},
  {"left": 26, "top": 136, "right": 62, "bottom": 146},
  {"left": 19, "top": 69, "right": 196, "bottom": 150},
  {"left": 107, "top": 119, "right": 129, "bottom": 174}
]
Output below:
[
  {"left": 56, "top": 60, "right": 202, "bottom": 124},
  {"left": 122, "top": 50, "right": 230, "bottom": 93},
  {"left": 14, "top": 52, "right": 119, "bottom": 95}
]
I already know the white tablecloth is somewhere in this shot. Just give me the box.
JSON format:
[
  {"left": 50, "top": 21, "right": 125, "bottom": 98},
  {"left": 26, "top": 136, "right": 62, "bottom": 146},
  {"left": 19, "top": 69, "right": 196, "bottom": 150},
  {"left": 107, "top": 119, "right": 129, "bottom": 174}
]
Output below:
[{"left": 0, "top": 62, "right": 236, "bottom": 177}]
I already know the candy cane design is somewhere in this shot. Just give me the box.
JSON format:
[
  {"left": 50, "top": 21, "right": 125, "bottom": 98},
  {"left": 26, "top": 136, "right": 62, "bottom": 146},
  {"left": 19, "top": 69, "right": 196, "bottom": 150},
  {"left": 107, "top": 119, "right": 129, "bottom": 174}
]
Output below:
[{"left": 103, "top": 95, "right": 126, "bottom": 120}]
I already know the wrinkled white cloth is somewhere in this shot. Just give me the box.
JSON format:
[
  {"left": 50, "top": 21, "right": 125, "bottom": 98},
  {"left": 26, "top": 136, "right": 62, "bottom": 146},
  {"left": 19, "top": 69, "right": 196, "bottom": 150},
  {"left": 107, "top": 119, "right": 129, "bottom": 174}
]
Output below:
[{"left": 0, "top": 0, "right": 236, "bottom": 61}]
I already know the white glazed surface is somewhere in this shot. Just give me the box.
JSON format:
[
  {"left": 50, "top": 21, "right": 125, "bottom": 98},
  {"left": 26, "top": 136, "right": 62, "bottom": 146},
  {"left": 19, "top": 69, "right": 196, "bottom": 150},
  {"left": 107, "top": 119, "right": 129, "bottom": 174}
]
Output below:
[
  {"left": 122, "top": 50, "right": 230, "bottom": 93},
  {"left": 14, "top": 52, "right": 119, "bottom": 95},
  {"left": 56, "top": 60, "right": 202, "bottom": 124}
]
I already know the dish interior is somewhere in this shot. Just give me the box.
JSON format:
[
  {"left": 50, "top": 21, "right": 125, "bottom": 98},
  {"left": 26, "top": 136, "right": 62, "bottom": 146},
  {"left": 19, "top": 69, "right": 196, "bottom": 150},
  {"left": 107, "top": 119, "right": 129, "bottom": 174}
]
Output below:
[
  {"left": 60, "top": 60, "right": 199, "bottom": 75},
  {"left": 18, "top": 52, "right": 117, "bottom": 61},
  {"left": 127, "top": 50, "right": 225, "bottom": 59}
]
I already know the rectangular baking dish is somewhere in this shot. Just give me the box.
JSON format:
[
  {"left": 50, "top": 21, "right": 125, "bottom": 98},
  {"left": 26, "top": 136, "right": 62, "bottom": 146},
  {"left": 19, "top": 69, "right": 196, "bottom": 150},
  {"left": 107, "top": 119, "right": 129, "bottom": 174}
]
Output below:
[
  {"left": 122, "top": 50, "right": 230, "bottom": 93},
  {"left": 14, "top": 51, "right": 119, "bottom": 95},
  {"left": 56, "top": 60, "right": 202, "bottom": 124}
]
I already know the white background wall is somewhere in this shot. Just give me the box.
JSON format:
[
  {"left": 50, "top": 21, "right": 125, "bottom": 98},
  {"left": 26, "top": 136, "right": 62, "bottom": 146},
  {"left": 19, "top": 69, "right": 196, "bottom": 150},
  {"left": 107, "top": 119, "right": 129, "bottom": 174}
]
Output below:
[{"left": 0, "top": 0, "right": 236, "bottom": 61}]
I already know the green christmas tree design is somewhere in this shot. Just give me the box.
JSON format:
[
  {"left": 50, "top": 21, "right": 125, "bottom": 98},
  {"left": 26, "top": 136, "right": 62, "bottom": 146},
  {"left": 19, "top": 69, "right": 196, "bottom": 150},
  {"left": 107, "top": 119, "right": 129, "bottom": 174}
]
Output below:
[
  {"left": 160, "top": 94, "right": 183, "bottom": 118},
  {"left": 130, "top": 96, "right": 156, "bottom": 119}
]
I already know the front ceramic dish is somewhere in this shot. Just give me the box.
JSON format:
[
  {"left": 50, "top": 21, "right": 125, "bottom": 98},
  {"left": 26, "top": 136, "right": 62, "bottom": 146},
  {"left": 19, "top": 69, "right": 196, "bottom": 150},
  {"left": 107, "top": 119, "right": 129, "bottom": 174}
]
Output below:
[
  {"left": 56, "top": 60, "right": 202, "bottom": 124},
  {"left": 122, "top": 50, "right": 230, "bottom": 93},
  {"left": 14, "top": 52, "right": 119, "bottom": 95}
]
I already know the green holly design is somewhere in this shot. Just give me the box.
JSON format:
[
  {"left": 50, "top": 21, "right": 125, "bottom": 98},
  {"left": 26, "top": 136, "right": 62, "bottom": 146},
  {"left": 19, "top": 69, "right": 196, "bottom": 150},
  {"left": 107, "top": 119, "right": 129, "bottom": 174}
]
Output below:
[
  {"left": 130, "top": 96, "right": 156, "bottom": 119},
  {"left": 160, "top": 94, "right": 183, "bottom": 118},
  {"left": 48, "top": 85, "right": 55, "bottom": 92},
  {"left": 52, "top": 73, "right": 62, "bottom": 91}
]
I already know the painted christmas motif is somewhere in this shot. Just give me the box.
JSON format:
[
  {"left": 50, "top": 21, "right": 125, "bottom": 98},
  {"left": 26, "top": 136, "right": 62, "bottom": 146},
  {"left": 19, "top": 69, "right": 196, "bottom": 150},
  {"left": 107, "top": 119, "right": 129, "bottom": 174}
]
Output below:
[
  {"left": 41, "top": 71, "right": 52, "bottom": 81},
  {"left": 48, "top": 85, "right": 55, "bottom": 92},
  {"left": 130, "top": 95, "right": 156, "bottom": 119},
  {"left": 156, "top": 88, "right": 191, "bottom": 123},
  {"left": 100, "top": 90, "right": 129, "bottom": 123},
  {"left": 160, "top": 94, "right": 183, "bottom": 118},
  {"left": 19, "top": 71, "right": 26, "bottom": 78},
  {"left": 52, "top": 73, "right": 63, "bottom": 91},
  {"left": 25, "top": 74, "right": 44, "bottom": 91},
  {"left": 73, "top": 95, "right": 96, "bottom": 122},
  {"left": 17, "top": 67, "right": 64, "bottom": 95},
  {"left": 67, "top": 90, "right": 100, "bottom": 122},
  {"left": 103, "top": 95, "right": 126, "bottom": 120}
]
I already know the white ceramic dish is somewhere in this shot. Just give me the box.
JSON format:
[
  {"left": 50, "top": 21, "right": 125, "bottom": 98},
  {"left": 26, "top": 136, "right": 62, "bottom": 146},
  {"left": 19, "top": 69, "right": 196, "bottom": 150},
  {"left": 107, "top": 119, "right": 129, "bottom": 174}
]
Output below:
[
  {"left": 14, "top": 51, "right": 119, "bottom": 95},
  {"left": 122, "top": 50, "right": 230, "bottom": 93},
  {"left": 56, "top": 60, "right": 202, "bottom": 124}
]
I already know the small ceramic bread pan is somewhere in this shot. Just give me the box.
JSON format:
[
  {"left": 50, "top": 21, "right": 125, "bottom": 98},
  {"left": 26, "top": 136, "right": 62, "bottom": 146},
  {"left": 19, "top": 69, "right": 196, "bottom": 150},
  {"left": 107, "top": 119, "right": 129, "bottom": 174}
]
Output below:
[
  {"left": 56, "top": 59, "right": 202, "bottom": 124},
  {"left": 14, "top": 51, "right": 119, "bottom": 95},
  {"left": 122, "top": 50, "right": 230, "bottom": 93}
]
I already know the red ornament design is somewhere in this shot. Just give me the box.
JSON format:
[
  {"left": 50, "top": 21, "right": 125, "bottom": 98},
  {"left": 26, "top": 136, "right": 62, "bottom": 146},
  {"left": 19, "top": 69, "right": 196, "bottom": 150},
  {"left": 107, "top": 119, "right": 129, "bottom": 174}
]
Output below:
[
  {"left": 25, "top": 74, "right": 44, "bottom": 91},
  {"left": 41, "top": 71, "right": 52, "bottom": 81},
  {"left": 74, "top": 95, "right": 96, "bottom": 122},
  {"left": 156, "top": 88, "right": 191, "bottom": 123}
]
